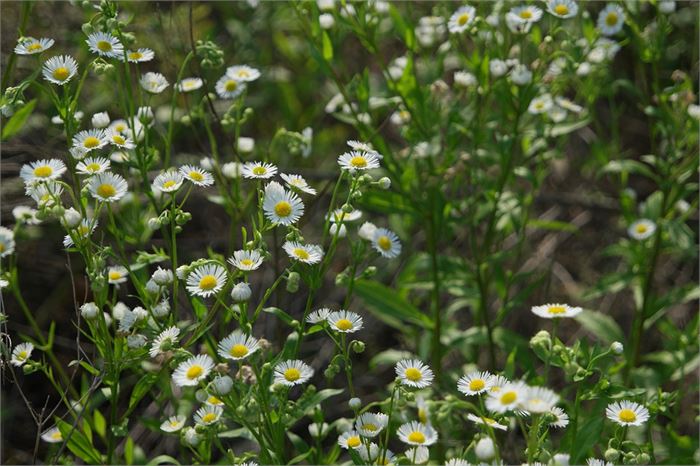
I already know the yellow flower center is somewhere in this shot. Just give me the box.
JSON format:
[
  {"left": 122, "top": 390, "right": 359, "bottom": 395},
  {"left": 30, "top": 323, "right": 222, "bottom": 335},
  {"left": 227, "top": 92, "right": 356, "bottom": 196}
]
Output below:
[
  {"left": 520, "top": 10, "right": 533, "bottom": 19},
  {"left": 108, "top": 271, "right": 122, "bottom": 281},
  {"left": 418, "top": 408, "right": 428, "bottom": 424},
  {"left": 86, "top": 163, "right": 101, "bottom": 172},
  {"left": 115, "top": 123, "right": 126, "bottom": 132},
  {"left": 606, "top": 12, "right": 618, "bottom": 26},
  {"left": 96, "top": 183, "right": 116, "bottom": 198},
  {"left": 27, "top": 43, "right": 43, "bottom": 52},
  {"left": 500, "top": 391, "right": 517, "bottom": 404},
  {"left": 335, "top": 319, "right": 353, "bottom": 331},
  {"left": 547, "top": 305, "right": 567, "bottom": 315},
  {"left": 186, "top": 365, "right": 203, "bottom": 379},
  {"left": 483, "top": 417, "right": 497, "bottom": 425},
  {"left": 469, "top": 379, "right": 485, "bottom": 391},
  {"left": 129, "top": 52, "right": 143, "bottom": 60},
  {"left": 53, "top": 67, "right": 70, "bottom": 81},
  {"left": 238, "top": 70, "right": 250, "bottom": 78},
  {"left": 350, "top": 156, "right": 367, "bottom": 168},
  {"left": 554, "top": 4, "right": 569, "bottom": 15},
  {"left": 97, "top": 40, "right": 112, "bottom": 52},
  {"left": 230, "top": 344, "right": 249, "bottom": 358},
  {"left": 83, "top": 136, "right": 101, "bottom": 148},
  {"left": 377, "top": 235, "right": 392, "bottom": 251},
  {"left": 34, "top": 165, "right": 53, "bottom": 177},
  {"left": 618, "top": 409, "right": 637, "bottom": 423},
  {"left": 225, "top": 80, "right": 238, "bottom": 92},
  {"left": 0, "top": 244, "right": 5, "bottom": 253},
  {"left": 189, "top": 171, "right": 204, "bottom": 182},
  {"left": 284, "top": 367, "right": 301, "bottom": 381},
  {"left": 363, "top": 423, "right": 378, "bottom": 432},
  {"left": 78, "top": 225, "right": 90, "bottom": 236},
  {"left": 51, "top": 431, "right": 63, "bottom": 440},
  {"left": 458, "top": 13, "right": 470, "bottom": 25},
  {"left": 199, "top": 274, "right": 218, "bottom": 290},
  {"left": 274, "top": 201, "right": 292, "bottom": 217},
  {"left": 170, "top": 420, "right": 180, "bottom": 427},
  {"left": 252, "top": 166, "right": 267, "bottom": 176},
  {"left": 208, "top": 396, "right": 222, "bottom": 405},
  {"left": 112, "top": 135, "right": 126, "bottom": 145},
  {"left": 293, "top": 248, "right": 310, "bottom": 260},
  {"left": 202, "top": 412, "right": 217, "bottom": 423},
  {"left": 17, "top": 350, "right": 28, "bottom": 360},
  {"left": 163, "top": 180, "right": 177, "bottom": 189},
  {"left": 240, "top": 259, "right": 254, "bottom": 266},
  {"left": 347, "top": 436, "right": 361, "bottom": 448},
  {"left": 404, "top": 367, "right": 423, "bottom": 382},
  {"left": 636, "top": 224, "right": 648, "bottom": 234},
  {"left": 407, "top": 431, "right": 426, "bottom": 444}
]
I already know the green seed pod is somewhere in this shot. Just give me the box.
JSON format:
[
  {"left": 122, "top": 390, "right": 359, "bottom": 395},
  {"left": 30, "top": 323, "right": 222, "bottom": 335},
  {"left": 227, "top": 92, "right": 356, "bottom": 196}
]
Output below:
[
  {"left": 637, "top": 453, "right": 650, "bottom": 465},
  {"left": 604, "top": 448, "right": 620, "bottom": 462},
  {"left": 351, "top": 340, "right": 365, "bottom": 353},
  {"left": 286, "top": 272, "right": 300, "bottom": 293}
]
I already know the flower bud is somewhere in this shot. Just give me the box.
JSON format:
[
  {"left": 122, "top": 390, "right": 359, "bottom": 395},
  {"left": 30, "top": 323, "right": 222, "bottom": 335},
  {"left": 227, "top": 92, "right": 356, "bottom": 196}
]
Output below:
[
  {"left": 63, "top": 208, "right": 82, "bottom": 228},
  {"left": 358, "top": 222, "right": 377, "bottom": 241},
  {"left": 286, "top": 272, "right": 300, "bottom": 293},
  {"left": 611, "top": 341, "right": 624, "bottom": 354},
  {"left": 80, "top": 302, "right": 99, "bottom": 319},
  {"left": 231, "top": 282, "right": 252, "bottom": 302},
  {"left": 348, "top": 397, "right": 362, "bottom": 409},
  {"left": 183, "top": 427, "right": 201, "bottom": 446},
  {"left": 605, "top": 448, "right": 620, "bottom": 462},
  {"left": 351, "top": 340, "right": 365, "bottom": 353},
  {"left": 153, "top": 300, "right": 170, "bottom": 317},
  {"left": 378, "top": 177, "right": 391, "bottom": 189},
  {"left": 637, "top": 453, "right": 650, "bottom": 465},
  {"left": 127, "top": 334, "right": 147, "bottom": 349},
  {"left": 308, "top": 422, "right": 329, "bottom": 438},
  {"left": 210, "top": 375, "right": 234, "bottom": 395},
  {"left": 329, "top": 223, "right": 347, "bottom": 238},
  {"left": 475, "top": 437, "right": 495, "bottom": 460},
  {"left": 152, "top": 267, "right": 173, "bottom": 286},
  {"left": 91, "top": 111, "right": 110, "bottom": 128},
  {"left": 145, "top": 279, "right": 160, "bottom": 295},
  {"left": 147, "top": 217, "right": 161, "bottom": 230},
  {"left": 176, "top": 265, "right": 189, "bottom": 280}
]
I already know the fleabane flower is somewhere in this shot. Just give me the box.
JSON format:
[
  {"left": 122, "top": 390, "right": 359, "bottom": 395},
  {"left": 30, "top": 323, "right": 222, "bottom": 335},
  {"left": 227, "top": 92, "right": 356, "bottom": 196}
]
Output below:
[
  {"left": 531, "top": 303, "right": 582, "bottom": 319},
  {"left": 520, "top": 386, "right": 560, "bottom": 413},
  {"left": 372, "top": 228, "right": 401, "bottom": 258},
  {"left": 140, "top": 72, "right": 169, "bottom": 94},
  {"left": 486, "top": 381, "right": 528, "bottom": 413},
  {"left": 218, "top": 330, "right": 260, "bottom": 361},
  {"left": 176, "top": 77, "right": 203, "bottom": 92},
  {"left": 457, "top": 371, "right": 494, "bottom": 396},
  {"left": 226, "top": 65, "right": 261, "bottom": 82},
  {"left": 0, "top": 227, "right": 15, "bottom": 258},
  {"left": 347, "top": 140, "right": 382, "bottom": 158},
  {"left": 338, "top": 150, "right": 380, "bottom": 171},
  {"left": 179, "top": 165, "right": 214, "bottom": 186},
  {"left": 107, "top": 265, "right": 128, "bottom": 284},
  {"left": 546, "top": 0, "right": 578, "bottom": 18},
  {"left": 281, "top": 173, "right": 317, "bottom": 195},
  {"left": 355, "top": 412, "right": 389, "bottom": 438},
  {"left": 597, "top": 3, "right": 625, "bottom": 36},
  {"left": 150, "top": 326, "right": 180, "bottom": 358},
  {"left": 64, "top": 219, "right": 97, "bottom": 248},
  {"left": 628, "top": 219, "right": 656, "bottom": 240},
  {"left": 448, "top": 5, "right": 477, "bottom": 34},
  {"left": 228, "top": 249, "right": 264, "bottom": 271},
  {"left": 26, "top": 181, "right": 63, "bottom": 207},
  {"left": 397, "top": 421, "right": 438, "bottom": 446},
  {"left": 510, "top": 5, "right": 543, "bottom": 23},
  {"left": 605, "top": 400, "right": 649, "bottom": 426},
  {"left": 126, "top": 48, "right": 154, "bottom": 63},
  {"left": 549, "top": 406, "right": 570, "bottom": 428},
  {"left": 338, "top": 430, "right": 363, "bottom": 449},
  {"left": 216, "top": 74, "right": 246, "bottom": 99},
  {"left": 73, "top": 129, "right": 108, "bottom": 152},
  {"left": 86, "top": 32, "right": 124, "bottom": 58},
  {"left": 20, "top": 159, "right": 66, "bottom": 184},
  {"left": 396, "top": 359, "right": 434, "bottom": 388},
  {"left": 327, "top": 310, "right": 363, "bottom": 333},
  {"left": 306, "top": 308, "right": 332, "bottom": 324},
  {"left": 263, "top": 182, "right": 304, "bottom": 225},
  {"left": 242, "top": 161, "right": 278, "bottom": 179},
  {"left": 273, "top": 360, "right": 314, "bottom": 386},
  {"left": 88, "top": 172, "right": 128, "bottom": 202},
  {"left": 194, "top": 405, "right": 223, "bottom": 426},
  {"left": 283, "top": 241, "right": 323, "bottom": 264},
  {"left": 172, "top": 354, "right": 215, "bottom": 387},
  {"left": 11, "top": 342, "right": 34, "bottom": 367},
  {"left": 77, "top": 157, "right": 111, "bottom": 176},
  {"left": 466, "top": 413, "right": 508, "bottom": 431},
  {"left": 15, "top": 37, "right": 54, "bottom": 55},
  {"left": 42, "top": 55, "right": 78, "bottom": 85},
  {"left": 41, "top": 427, "right": 63, "bottom": 443},
  {"left": 160, "top": 415, "right": 186, "bottom": 433},
  {"left": 106, "top": 130, "right": 135, "bottom": 149},
  {"left": 528, "top": 94, "right": 554, "bottom": 114},
  {"left": 153, "top": 171, "right": 184, "bottom": 193},
  {"left": 186, "top": 264, "right": 227, "bottom": 297}
]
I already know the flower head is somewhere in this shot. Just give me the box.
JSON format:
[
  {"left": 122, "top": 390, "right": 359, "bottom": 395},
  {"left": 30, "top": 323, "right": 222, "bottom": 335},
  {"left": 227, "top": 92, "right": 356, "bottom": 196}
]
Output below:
[
  {"left": 77, "top": 157, "right": 111, "bottom": 175},
  {"left": 73, "top": 129, "right": 108, "bottom": 152},
  {"left": 283, "top": 241, "right": 323, "bottom": 264},
  {"left": 628, "top": 219, "right": 656, "bottom": 240},
  {"left": 327, "top": 310, "right": 363, "bottom": 333},
  {"left": 88, "top": 172, "right": 128, "bottom": 202},
  {"left": 457, "top": 371, "right": 494, "bottom": 396},
  {"left": 15, "top": 37, "right": 54, "bottom": 55},
  {"left": 186, "top": 264, "right": 227, "bottom": 297},
  {"left": 448, "top": 5, "right": 476, "bottom": 34},
  {"left": 179, "top": 165, "right": 214, "bottom": 187},
  {"left": 176, "top": 77, "right": 204, "bottom": 92},
  {"left": 226, "top": 65, "right": 261, "bottom": 82},
  {"left": 107, "top": 265, "right": 128, "bottom": 284},
  {"left": 466, "top": 413, "right": 508, "bottom": 431},
  {"left": 140, "top": 72, "right": 169, "bottom": 94},
  {"left": 396, "top": 359, "right": 434, "bottom": 388},
  {"left": 396, "top": 421, "right": 438, "bottom": 446},
  {"left": 486, "top": 381, "right": 528, "bottom": 413},
  {"left": 20, "top": 159, "right": 67, "bottom": 184},
  {"left": 281, "top": 173, "right": 317, "bottom": 195},
  {"left": 372, "top": 228, "right": 401, "bottom": 258},
  {"left": 546, "top": 0, "right": 578, "bottom": 18},
  {"left": 263, "top": 182, "right": 304, "bottom": 225},
  {"left": 273, "top": 360, "right": 314, "bottom": 386},
  {"left": 597, "top": 4, "right": 625, "bottom": 36},
  {"left": 216, "top": 74, "right": 246, "bottom": 99},
  {"left": 218, "top": 330, "right": 260, "bottom": 361},
  {"left": 194, "top": 405, "right": 223, "bottom": 426},
  {"left": 242, "top": 161, "right": 278, "bottom": 179},
  {"left": 150, "top": 326, "right": 180, "bottom": 358},
  {"left": 86, "top": 32, "right": 124, "bottom": 58},
  {"left": 355, "top": 412, "right": 389, "bottom": 438},
  {"left": 605, "top": 400, "right": 649, "bottom": 426},
  {"left": 229, "top": 249, "right": 264, "bottom": 271},
  {"left": 126, "top": 48, "right": 155, "bottom": 63},
  {"left": 153, "top": 171, "right": 185, "bottom": 193},
  {"left": 338, "top": 151, "right": 380, "bottom": 171},
  {"left": 11, "top": 342, "right": 34, "bottom": 367},
  {"left": 531, "top": 303, "right": 582, "bottom": 319},
  {"left": 160, "top": 415, "right": 186, "bottom": 433},
  {"left": 172, "top": 354, "right": 215, "bottom": 387},
  {"left": 42, "top": 55, "right": 78, "bottom": 85}
]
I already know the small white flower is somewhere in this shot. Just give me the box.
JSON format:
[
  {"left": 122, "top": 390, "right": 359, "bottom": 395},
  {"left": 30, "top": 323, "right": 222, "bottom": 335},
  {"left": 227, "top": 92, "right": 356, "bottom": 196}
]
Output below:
[
  {"left": 338, "top": 151, "right": 380, "bottom": 171},
  {"left": 263, "top": 182, "right": 304, "bottom": 225},
  {"left": 406, "top": 446, "right": 430, "bottom": 464},
  {"left": 194, "top": 405, "right": 223, "bottom": 426},
  {"left": 26, "top": 181, "right": 63, "bottom": 207},
  {"left": 372, "top": 228, "right": 401, "bottom": 258},
  {"left": 355, "top": 412, "right": 388, "bottom": 438},
  {"left": 176, "top": 77, "right": 203, "bottom": 92},
  {"left": 457, "top": 371, "right": 494, "bottom": 396},
  {"left": 20, "top": 159, "right": 67, "bottom": 184},
  {"left": 510, "top": 5, "right": 543, "bottom": 23},
  {"left": 150, "top": 326, "right": 180, "bottom": 358},
  {"left": 628, "top": 218, "right": 656, "bottom": 240},
  {"left": 15, "top": 37, "right": 54, "bottom": 55},
  {"left": 88, "top": 172, "right": 128, "bottom": 202},
  {"left": 228, "top": 249, "right": 264, "bottom": 271},
  {"left": 531, "top": 303, "right": 582, "bottom": 319},
  {"left": 126, "top": 48, "right": 155, "bottom": 63},
  {"left": 510, "top": 64, "right": 532, "bottom": 85},
  {"left": 549, "top": 406, "right": 570, "bottom": 428},
  {"left": 42, "top": 55, "right": 78, "bottom": 85},
  {"left": 338, "top": 430, "right": 363, "bottom": 449},
  {"left": 447, "top": 5, "right": 476, "bottom": 34},
  {"left": 454, "top": 70, "right": 477, "bottom": 88},
  {"left": 597, "top": 4, "right": 625, "bottom": 36},
  {"left": 528, "top": 94, "right": 554, "bottom": 114},
  {"left": 327, "top": 310, "right": 363, "bottom": 333},
  {"left": 12, "top": 206, "right": 40, "bottom": 225},
  {"left": 306, "top": 308, "right": 332, "bottom": 324},
  {"left": 283, "top": 241, "right": 323, "bottom": 264},
  {"left": 466, "top": 413, "right": 508, "bottom": 431},
  {"left": 520, "top": 386, "right": 560, "bottom": 413},
  {"left": 605, "top": 400, "right": 649, "bottom": 426},
  {"left": 107, "top": 265, "right": 128, "bottom": 284},
  {"left": 490, "top": 59, "right": 509, "bottom": 78},
  {"left": 179, "top": 165, "right": 214, "bottom": 186},
  {"left": 397, "top": 421, "right": 438, "bottom": 446},
  {"left": 106, "top": 130, "right": 135, "bottom": 149},
  {"left": 153, "top": 171, "right": 185, "bottom": 193},
  {"left": 0, "top": 227, "right": 15, "bottom": 258},
  {"left": 186, "top": 264, "right": 227, "bottom": 297},
  {"left": 86, "top": 32, "right": 124, "bottom": 58},
  {"left": 273, "top": 359, "right": 314, "bottom": 386},
  {"left": 216, "top": 74, "right": 246, "bottom": 99},
  {"left": 226, "top": 65, "right": 261, "bottom": 82},
  {"left": 396, "top": 359, "right": 434, "bottom": 388},
  {"left": 242, "top": 161, "right": 278, "bottom": 179},
  {"left": 91, "top": 111, "right": 111, "bottom": 128},
  {"left": 546, "top": 0, "right": 578, "bottom": 19},
  {"left": 41, "top": 427, "right": 63, "bottom": 443},
  {"left": 319, "top": 13, "right": 335, "bottom": 29},
  {"left": 172, "top": 354, "right": 215, "bottom": 387},
  {"left": 329, "top": 208, "right": 363, "bottom": 223},
  {"left": 160, "top": 415, "right": 186, "bottom": 433},
  {"left": 486, "top": 381, "right": 528, "bottom": 413},
  {"left": 73, "top": 129, "right": 108, "bottom": 152},
  {"left": 11, "top": 342, "right": 34, "bottom": 367},
  {"left": 218, "top": 330, "right": 260, "bottom": 361},
  {"left": 281, "top": 173, "right": 317, "bottom": 195},
  {"left": 140, "top": 72, "right": 169, "bottom": 94}
]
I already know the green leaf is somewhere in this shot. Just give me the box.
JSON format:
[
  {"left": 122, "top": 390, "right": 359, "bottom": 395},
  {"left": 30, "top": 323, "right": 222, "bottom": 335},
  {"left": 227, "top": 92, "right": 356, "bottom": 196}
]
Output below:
[
  {"left": 1, "top": 99, "right": 36, "bottom": 141},
  {"left": 128, "top": 373, "right": 158, "bottom": 411},
  {"left": 93, "top": 410, "right": 106, "bottom": 439},
  {"left": 263, "top": 306, "right": 296, "bottom": 326},
  {"left": 321, "top": 31, "right": 333, "bottom": 61},
  {"left": 354, "top": 279, "right": 432, "bottom": 329},
  {"left": 56, "top": 419, "right": 103, "bottom": 464},
  {"left": 575, "top": 310, "right": 625, "bottom": 344},
  {"left": 569, "top": 411, "right": 605, "bottom": 463},
  {"left": 291, "top": 388, "right": 344, "bottom": 422},
  {"left": 602, "top": 160, "right": 656, "bottom": 180},
  {"left": 124, "top": 436, "right": 134, "bottom": 465}
]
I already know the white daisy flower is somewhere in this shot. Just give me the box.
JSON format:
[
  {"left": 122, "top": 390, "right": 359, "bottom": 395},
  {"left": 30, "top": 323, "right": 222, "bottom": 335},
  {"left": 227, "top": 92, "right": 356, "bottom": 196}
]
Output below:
[
  {"left": 41, "top": 427, "right": 63, "bottom": 443},
  {"left": 88, "top": 172, "right": 128, "bottom": 202},
  {"left": 172, "top": 354, "right": 215, "bottom": 387},
  {"left": 338, "top": 430, "right": 363, "bottom": 449},
  {"left": 445, "top": 459, "right": 470, "bottom": 466},
  {"left": 329, "top": 208, "right": 363, "bottom": 223},
  {"left": 549, "top": 406, "right": 570, "bottom": 428},
  {"left": 19, "top": 159, "right": 66, "bottom": 184},
  {"left": 605, "top": 400, "right": 649, "bottom": 426},
  {"left": 150, "top": 326, "right": 180, "bottom": 358},
  {"left": 215, "top": 74, "right": 246, "bottom": 99},
  {"left": 597, "top": 3, "right": 625, "bottom": 36},
  {"left": 282, "top": 241, "right": 323, "bottom": 264},
  {"left": 395, "top": 359, "right": 434, "bottom": 388},
  {"left": 0, "top": 227, "right": 15, "bottom": 258},
  {"left": 405, "top": 446, "right": 430, "bottom": 464},
  {"left": 12, "top": 206, "right": 40, "bottom": 225},
  {"left": 179, "top": 165, "right": 214, "bottom": 187},
  {"left": 358, "top": 222, "right": 378, "bottom": 241},
  {"left": 327, "top": 310, "right": 363, "bottom": 333},
  {"left": 86, "top": 32, "right": 124, "bottom": 58},
  {"left": 454, "top": 70, "right": 477, "bottom": 88},
  {"left": 531, "top": 303, "right": 583, "bottom": 319},
  {"left": 203, "top": 394, "right": 224, "bottom": 406},
  {"left": 546, "top": 0, "right": 578, "bottom": 18},
  {"left": 15, "top": 37, "right": 54, "bottom": 55},
  {"left": 555, "top": 96, "right": 583, "bottom": 113},
  {"left": 347, "top": 140, "right": 382, "bottom": 158},
  {"left": 510, "top": 5, "right": 543, "bottom": 22},
  {"left": 242, "top": 161, "right": 278, "bottom": 179},
  {"left": 91, "top": 111, "right": 110, "bottom": 128},
  {"left": 355, "top": 412, "right": 389, "bottom": 438},
  {"left": 106, "top": 130, "right": 135, "bottom": 149},
  {"left": 281, "top": 173, "right": 317, "bottom": 195},
  {"left": 64, "top": 219, "right": 97, "bottom": 248},
  {"left": 126, "top": 48, "right": 154, "bottom": 63},
  {"left": 372, "top": 228, "right": 401, "bottom": 258},
  {"left": 447, "top": 5, "right": 477, "bottom": 34},
  {"left": 11, "top": 342, "right": 34, "bottom": 367},
  {"left": 510, "top": 64, "right": 532, "bottom": 85},
  {"left": 218, "top": 330, "right": 260, "bottom": 361},
  {"left": 186, "top": 264, "right": 227, "bottom": 297},
  {"left": 228, "top": 249, "right": 264, "bottom": 271},
  {"left": 26, "top": 181, "right": 63, "bottom": 207},
  {"left": 466, "top": 413, "right": 508, "bottom": 431},
  {"left": 140, "top": 72, "right": 169, "bottom": 94},
  {"left": 226, "top": 65, "right": 261, "bottom": 82},
  {"left": 628, "top": 219, "right": 656, "bottom": 240},
  {"left": 263, "top": 182, "right": 304, "bottom": 225},
  {"left": 587, "top": 459, "right": 613, "bottom": 466},
  {"left": 42, "top": 55, "right": 78, "bottom": 85},
  {"left": 107, "top": 266, "right": 128, "bottom": 285},
  {"left": 457, "top": 371, "right": 494, "bottom": 396},
  {"left": 176, "top": 77, "right": 203, "bottom": 92},
  {"left": 160, "top": 415, "right": 186, "bottom": 433},
  {"left": 194, "top": 405, "right": 223, "bottom": 426},
  {"left": 73, "top": 129, "right": 108, "bottom": 152},
  {"left": 528, "top": 94, "right": 554, "bottom": 114},
  {"left": 486, "top": 381, "right": 528, "bottom": 413},
  {"left": 397, "top": 421, "right": 438, "bottom": 446},
  {"left": 109, "top": 119, "right": 130, "bottom": 134},
  {"left": 337, "top": 151, "right": 380, "bottom": 171},
  {"left": 306, "top": 308, "right": 332, "bottom": 324},
  {"left": 520, "top": 386, "right": 560, "bottom": 413},
  {"left": 153, "top": 171, "right": 185, "bottom": 193},
  {"left": 273, "top": 360, "right": 314, "bottom": 386},
  {"left": 79, "top": 143, "right": 111, "bottom": 169}
]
